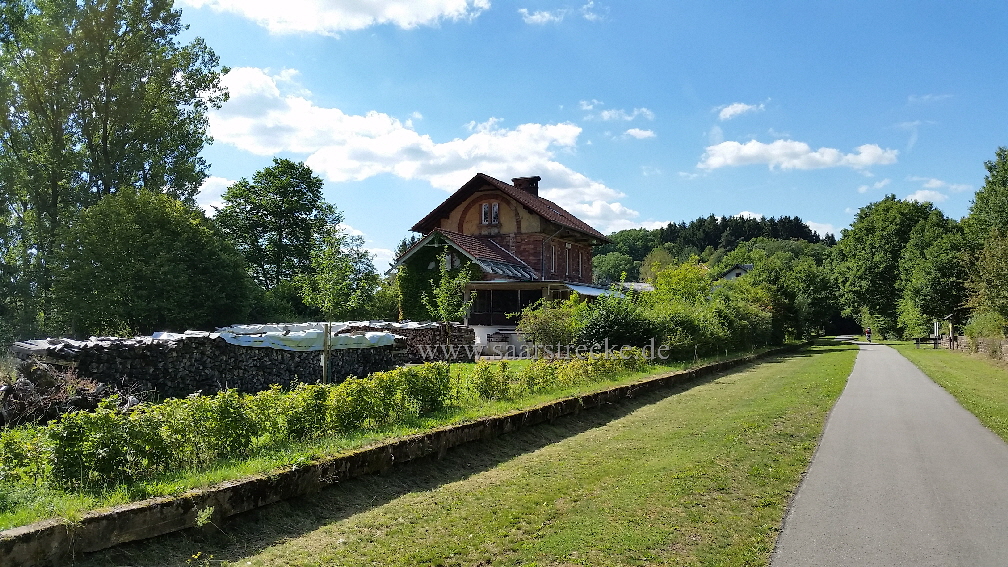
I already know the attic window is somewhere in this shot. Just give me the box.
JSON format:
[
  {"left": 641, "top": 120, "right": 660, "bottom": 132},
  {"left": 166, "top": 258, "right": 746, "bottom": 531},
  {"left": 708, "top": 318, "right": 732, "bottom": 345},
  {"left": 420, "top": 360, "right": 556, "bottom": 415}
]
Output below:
[{"left": 481, "top": 202, "right": 500, "bottom": 225}]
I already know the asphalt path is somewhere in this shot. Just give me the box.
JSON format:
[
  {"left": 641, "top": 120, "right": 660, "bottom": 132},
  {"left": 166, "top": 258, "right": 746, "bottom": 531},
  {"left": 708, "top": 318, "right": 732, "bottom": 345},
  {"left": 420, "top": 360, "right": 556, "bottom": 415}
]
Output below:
[{"left": 772, "top": 342, "right": 1008, "bottom": 567}]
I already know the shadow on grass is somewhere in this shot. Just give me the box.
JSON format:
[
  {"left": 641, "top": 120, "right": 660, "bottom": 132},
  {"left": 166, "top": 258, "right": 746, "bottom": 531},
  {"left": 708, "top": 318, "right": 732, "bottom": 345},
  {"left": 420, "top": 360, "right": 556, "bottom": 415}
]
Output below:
[{"left": 74, "top": 346, "right": 828, "bottom": 567}]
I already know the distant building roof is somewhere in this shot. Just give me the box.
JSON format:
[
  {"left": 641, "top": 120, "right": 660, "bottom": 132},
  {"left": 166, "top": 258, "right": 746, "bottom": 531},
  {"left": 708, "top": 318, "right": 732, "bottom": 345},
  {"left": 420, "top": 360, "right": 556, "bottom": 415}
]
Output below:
[{"left": 718, "top": 263, "right": 754, "bottom": 279}]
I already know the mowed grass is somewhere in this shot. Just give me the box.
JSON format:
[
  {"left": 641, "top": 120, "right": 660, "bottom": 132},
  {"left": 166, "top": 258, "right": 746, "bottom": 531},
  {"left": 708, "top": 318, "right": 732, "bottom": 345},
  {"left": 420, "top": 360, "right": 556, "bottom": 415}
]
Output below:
[
  {"left": 78, "top": 341, "right": 856, "bottom": 567},
  {"left": 893, "top": 344, "right": 1008, "bottom": 442}
]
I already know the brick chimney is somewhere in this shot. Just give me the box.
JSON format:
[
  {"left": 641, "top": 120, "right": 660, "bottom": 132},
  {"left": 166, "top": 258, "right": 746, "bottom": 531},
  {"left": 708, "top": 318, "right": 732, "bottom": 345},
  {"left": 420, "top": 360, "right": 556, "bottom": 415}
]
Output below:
[{"left": 511, "top": 176, "right": 541, "bottom": 197}]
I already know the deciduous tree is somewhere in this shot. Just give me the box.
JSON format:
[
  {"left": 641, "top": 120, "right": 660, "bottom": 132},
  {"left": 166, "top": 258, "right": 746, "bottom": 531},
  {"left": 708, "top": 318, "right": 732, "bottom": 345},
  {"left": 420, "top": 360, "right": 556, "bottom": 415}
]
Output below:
[{"left": 215, "top": 159, "right": 340, "bottom": 290}]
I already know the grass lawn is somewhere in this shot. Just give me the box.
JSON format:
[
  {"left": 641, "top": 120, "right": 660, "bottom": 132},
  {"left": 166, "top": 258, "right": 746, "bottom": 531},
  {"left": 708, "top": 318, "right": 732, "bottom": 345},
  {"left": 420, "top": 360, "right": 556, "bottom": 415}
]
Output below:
[
  {"left": 893, "top": 343, "right": 1008, "bottom": 442},
  {"left": 77, "top": 340, "right": 857, "bottom": 567}
]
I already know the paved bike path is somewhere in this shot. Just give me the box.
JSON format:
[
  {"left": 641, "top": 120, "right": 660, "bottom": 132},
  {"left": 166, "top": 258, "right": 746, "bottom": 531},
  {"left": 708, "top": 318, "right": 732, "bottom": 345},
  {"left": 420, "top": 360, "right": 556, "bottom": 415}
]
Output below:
[{"left": 773, "top": 343, "right": 1008, "bottom": 566}]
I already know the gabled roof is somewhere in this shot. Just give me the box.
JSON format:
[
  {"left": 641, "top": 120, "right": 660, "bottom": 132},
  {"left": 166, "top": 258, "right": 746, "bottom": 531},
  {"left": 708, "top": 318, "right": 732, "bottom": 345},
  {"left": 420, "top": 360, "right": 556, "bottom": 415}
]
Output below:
[
  {"left": 717, "top": 263, "right": 754, "bottom": 279},
  {"left": 394, "top": 229, "right": 539, "bottom": 281},
  {"left": 410, "top": 173, "right": 610, "bottom": 243}
]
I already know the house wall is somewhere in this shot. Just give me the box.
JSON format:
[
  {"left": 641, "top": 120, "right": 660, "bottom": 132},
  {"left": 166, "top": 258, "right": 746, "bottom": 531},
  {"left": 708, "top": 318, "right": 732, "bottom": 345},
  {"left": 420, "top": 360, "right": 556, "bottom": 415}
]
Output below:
[
  {"left": 441, "top": 190, "right": 542, "bottom": 236},
  {"left": 430, "top": 185, "right": 596, "bottom": 284}
]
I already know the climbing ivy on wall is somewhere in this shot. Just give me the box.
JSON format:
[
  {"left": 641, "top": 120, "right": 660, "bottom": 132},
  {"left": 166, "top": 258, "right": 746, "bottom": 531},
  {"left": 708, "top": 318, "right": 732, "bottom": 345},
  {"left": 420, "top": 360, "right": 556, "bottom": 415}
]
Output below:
[{"left": 396, "top": 243, "right": 481, "bottom": 321}]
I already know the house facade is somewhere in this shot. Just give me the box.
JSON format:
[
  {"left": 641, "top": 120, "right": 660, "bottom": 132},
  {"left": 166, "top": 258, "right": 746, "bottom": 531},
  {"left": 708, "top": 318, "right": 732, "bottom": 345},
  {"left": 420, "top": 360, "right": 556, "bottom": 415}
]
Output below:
[{"left": 394, "top": 173, "right": 612, "bottom": 346}]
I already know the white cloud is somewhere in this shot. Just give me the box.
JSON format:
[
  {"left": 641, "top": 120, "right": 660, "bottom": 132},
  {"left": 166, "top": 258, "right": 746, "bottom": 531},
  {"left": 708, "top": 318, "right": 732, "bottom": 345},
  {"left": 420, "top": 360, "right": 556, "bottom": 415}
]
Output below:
[
  {"left": 717, "top": 102, "right": 764, "bottom": 121},
  {"left": 678, "top": 171, "right": 700, "bottom": 180},
  {"left": 600, "top": 107, "right": 654, "bottom": 121},
  {"left": 580, "top": 1, "right": 604, "bottom": 21},
  {"left": 519, "top": 2, "right": 602, "bottom": 24},
  {"left": 196, "top": 176, "right": 235, "bottom": 216},
  {"left": 176, "top": 0, "right": 490, "bottom": 35},
  {"left": 806, "top": 221, "right": 837, "bottom": 237},
  {"left": 707, "top": 125, "right": 724, "bottom": 145},
  {"left": 583, "top": 105, "right": 654, "bottom": 122},
  {"left": 370, "top": 248, "right": 396, "bottom": 268},
  {"left": 624, "top": 128, "right": 655, "bottom": 140},
  {"left": 857, "top": 178, "right": 891, "bottom": 193},
  {"left": 641, "top": 166, "right": 662, "bottom": 177},
  {"left": 908, "top": 176, "right": 971, "bottom": 193},
  {"left": 908, "top": 94, "right": 952, "bottom": 104},
  {"left": 518, "top": 8, "right": 565, "bottom": 24},
  {"left": 210, "top": 66, "right": 642, "bottom": 233},
  {"left": 906, "top": 189, "right": 948, "bottom": 203},
  {"left": 737, "top": 211, "right": 763, "bottom": 219},
  {"left": 697, "top": 139, "right": 898, "bottom": 171}
]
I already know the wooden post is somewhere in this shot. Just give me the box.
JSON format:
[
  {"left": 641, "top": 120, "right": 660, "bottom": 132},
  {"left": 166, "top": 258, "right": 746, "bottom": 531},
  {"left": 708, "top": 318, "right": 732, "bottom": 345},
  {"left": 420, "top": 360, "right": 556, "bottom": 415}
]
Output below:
[{"left": 322, "top": 322, "right": 331, "bottom": 384}]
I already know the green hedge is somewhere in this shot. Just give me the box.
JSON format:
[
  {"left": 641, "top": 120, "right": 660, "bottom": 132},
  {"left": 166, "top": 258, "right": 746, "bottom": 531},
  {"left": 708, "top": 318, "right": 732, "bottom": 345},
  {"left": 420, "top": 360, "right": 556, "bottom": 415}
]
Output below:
[
  {"left": 0, "top": 352, "right": 649, "bottom": 494},
  {"left": 1, "top": 363, "right": 451, "bottom": 490}
]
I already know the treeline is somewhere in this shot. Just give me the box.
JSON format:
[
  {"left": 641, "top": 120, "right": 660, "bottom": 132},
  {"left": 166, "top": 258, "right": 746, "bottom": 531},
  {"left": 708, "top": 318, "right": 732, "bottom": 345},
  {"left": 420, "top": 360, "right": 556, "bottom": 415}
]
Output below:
[
  {"left": 582, "top": 147, "right": 1008, "bottom": 344},
  {"left": 593, "top": 214, "right": 833, "bottom": 284},
  {"left": 834, "top": 148, "right": 1008, "bottom": 342}
]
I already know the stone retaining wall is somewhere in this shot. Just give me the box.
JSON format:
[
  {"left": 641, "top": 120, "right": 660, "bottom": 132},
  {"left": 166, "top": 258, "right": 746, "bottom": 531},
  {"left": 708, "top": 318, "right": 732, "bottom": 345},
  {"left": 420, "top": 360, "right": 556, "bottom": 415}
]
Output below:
[{"left": 0, "top": 343, "right": 803, "bottom": 567}]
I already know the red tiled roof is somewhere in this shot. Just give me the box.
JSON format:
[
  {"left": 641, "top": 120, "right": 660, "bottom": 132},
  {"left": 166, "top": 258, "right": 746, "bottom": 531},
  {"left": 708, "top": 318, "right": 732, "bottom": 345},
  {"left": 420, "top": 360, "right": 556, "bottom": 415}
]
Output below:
[{"left": 411, "top": 173, "right": 610, "bottom": 243}]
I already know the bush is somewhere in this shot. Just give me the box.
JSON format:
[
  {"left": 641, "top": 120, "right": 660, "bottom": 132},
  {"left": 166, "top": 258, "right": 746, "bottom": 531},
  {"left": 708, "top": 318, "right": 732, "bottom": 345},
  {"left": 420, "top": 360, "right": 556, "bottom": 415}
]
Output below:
[
  {"left": 578, "top": 293, "right": 660, "bottom": 349},
  {"left": 473, "top": 361, "right": 512, "bottom": 400},
  {"left": 401, "top": 362, "right": 451, "bottom": 413},
  {"left": 0, "top": 426, "right": 49, "bottom": 484}
]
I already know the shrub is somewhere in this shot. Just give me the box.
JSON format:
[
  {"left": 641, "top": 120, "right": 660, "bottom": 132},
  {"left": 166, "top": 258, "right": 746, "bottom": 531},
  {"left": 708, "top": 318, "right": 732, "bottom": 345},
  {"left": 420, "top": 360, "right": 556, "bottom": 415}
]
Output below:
[
  {"left": 521, "top": 359, "right": 560, "bottom": 394},
  {"left": 578, "top": 293, "right": 660, "bottom": 349},
  {"left": 0, "top": 426, "right": 49, "bottom": 484},
  {"left": 473, "top": 361, "right": 511, "bottom": 400},
  {"left": 402, "top": 362, "right": 452, "bottom": 413}
]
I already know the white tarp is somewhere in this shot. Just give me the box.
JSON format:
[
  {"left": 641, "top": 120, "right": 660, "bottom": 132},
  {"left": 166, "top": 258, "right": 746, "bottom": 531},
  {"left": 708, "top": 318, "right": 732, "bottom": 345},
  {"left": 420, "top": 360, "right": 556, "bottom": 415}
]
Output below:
[
  {"left": 14, "top": 322, "right": 418, "bottom": 358},
  {"left": 216, "top": 328, "right": 400, "bottom": 351}
]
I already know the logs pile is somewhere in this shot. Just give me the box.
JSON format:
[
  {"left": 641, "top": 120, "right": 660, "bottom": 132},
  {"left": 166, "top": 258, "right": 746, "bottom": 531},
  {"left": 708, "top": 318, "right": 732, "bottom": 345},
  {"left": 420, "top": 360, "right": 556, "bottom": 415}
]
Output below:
[
  {"left": 340, "top": 323, "right": 476, "bottom": 363},
  {"left": 11, "top": 336, "right": 400, "bottom": 400},
  {"left": 8, "top": 322, "right": 476, "bottom": 401}
]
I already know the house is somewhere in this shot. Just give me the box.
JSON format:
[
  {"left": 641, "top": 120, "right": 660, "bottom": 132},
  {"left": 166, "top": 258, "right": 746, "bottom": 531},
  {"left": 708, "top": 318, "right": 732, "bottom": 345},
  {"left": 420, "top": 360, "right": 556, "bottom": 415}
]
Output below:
[
  {"left": 394, "top": 173, "right": 612, "bottom": 347},
  {"left": 718, "top": 263, "right": 754, "bottom": 280}
]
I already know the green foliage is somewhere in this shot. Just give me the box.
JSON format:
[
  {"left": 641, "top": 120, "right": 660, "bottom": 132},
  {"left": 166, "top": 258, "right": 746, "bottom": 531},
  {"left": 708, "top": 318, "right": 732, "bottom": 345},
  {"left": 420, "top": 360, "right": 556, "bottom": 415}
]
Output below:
[
  {"left": 639, "top": 247, "right": 677, "bottom": 282},
  {"left": 514, "top": 297, "right": 586, "bottom": 350},
  {"left": 578, "top": 291, "right": 661, "bottom": 349},
  {"left": 299, "top": 224, "right": 380, "bottom": 321},
  {"left": 595, "top": 214, "right": 830, "bottom": 275},
  {"left": 965, "top": 147, "right": 1008, "bottom": 245},
  {"left": 472, "top": 360, "right": 512, "bottom": 401},
  {"left": 215, "top": 158, "right": 341, "bottom": 290},
  {"left": 400, "top": 362, "right": 451, "bottom": 414},
  {"left": 897, "top": 213, "right": 969, "bottom": 338},
  {"left": 592, "top": 251, "right": 637, "bottom": 285},
  {"left": 651, "top": 257, "right": 711, "bottom": 304},
  {"left": 52, "top": 189, "right": 253, "bottom": 336},
  {"left": 969, "top": 234, "right": 1008, "bottom": 320},
  {"left": 0, "top": 0, "right": 228, "bottom": 338},
  {"left": 422, "top": 250, "right": 475, "bottom": 325},
  {"left": 834, "top": 195, "right": 936, "bottom": 332},
  {"left": 10, "top": 362, "right": 455, "bottom": 491}
]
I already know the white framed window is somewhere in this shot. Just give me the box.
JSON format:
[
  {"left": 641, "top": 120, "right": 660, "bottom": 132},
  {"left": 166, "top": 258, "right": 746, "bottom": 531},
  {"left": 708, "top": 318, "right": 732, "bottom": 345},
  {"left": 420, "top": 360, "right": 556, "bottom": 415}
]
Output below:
[
  {"left": 565, "top": 247, "right": 570, "bottom": 275},
  {"left": 579, "top": 251, "right": 583, "bottom": 277},
  {"left": 551, "top": 245, "right": 556, "bottom": 273},
  {"left": 481, "top": 202, "right": 500, "bottom": 225}
]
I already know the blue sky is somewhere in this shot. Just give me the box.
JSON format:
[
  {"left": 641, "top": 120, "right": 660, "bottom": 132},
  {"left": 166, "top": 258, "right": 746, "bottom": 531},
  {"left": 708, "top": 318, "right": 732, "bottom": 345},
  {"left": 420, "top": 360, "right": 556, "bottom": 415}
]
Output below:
[{"left": 179, "top": 1, "right": 1008, "bottom": 266}]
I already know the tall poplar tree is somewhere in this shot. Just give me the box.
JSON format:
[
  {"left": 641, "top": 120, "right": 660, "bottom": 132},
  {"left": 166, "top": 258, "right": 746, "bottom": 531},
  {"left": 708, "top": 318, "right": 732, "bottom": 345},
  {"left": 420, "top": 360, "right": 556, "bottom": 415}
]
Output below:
[{"left": 0, "top": 0, "right": 228, "bottom": 338}]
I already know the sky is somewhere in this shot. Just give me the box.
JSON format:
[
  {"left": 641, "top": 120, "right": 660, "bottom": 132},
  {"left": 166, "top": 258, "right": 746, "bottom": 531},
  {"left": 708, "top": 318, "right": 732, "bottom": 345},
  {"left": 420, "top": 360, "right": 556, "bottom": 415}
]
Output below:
[{"left": 178, "top": 0, "right": 1008, "bottom": 267}]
